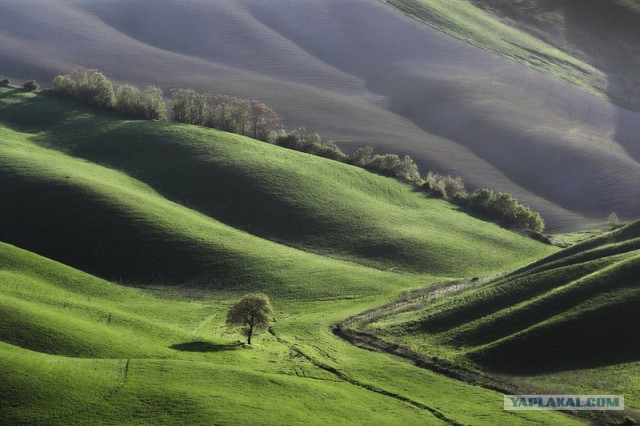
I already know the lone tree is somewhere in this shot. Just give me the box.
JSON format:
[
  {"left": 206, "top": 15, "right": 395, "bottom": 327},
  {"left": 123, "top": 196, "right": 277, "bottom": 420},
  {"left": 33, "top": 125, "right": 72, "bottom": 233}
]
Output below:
[{"left": 226, "top": 293, "right": 274, "bottom": 345}]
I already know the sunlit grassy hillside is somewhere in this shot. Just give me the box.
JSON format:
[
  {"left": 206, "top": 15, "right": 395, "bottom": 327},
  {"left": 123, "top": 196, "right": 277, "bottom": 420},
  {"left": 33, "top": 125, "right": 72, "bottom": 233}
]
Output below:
[
  {"left": 368, "top": 221, "right": 640, "bottom": 413},
  {"left": 0, "top": 243, "right": 581, "bottom": 425},
  {"left": 0, "top": 88, "right": 554, "bottom": 287},
  {"left": 0, "top": 86, "right": 585, "bottom": 424}
]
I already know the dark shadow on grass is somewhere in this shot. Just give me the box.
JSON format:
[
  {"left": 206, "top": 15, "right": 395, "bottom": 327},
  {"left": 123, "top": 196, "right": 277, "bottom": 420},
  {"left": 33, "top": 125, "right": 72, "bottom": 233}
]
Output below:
[{"left": 170, "top": 341, "right": 244, "bottom": 352}]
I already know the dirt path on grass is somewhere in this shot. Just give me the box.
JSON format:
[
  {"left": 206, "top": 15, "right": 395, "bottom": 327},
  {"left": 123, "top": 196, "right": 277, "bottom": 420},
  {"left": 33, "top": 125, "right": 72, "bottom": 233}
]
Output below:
[
  {"left": 333, "top": 277, "right": 624, "bottom": 425},
  {"left": 267, "top": 328, "right": 460, "bottom": 425}
]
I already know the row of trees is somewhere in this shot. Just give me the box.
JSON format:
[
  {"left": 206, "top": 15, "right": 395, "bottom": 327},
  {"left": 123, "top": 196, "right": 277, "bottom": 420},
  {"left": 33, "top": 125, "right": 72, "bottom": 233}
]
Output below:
[
  {"left": 271, "top": 132, "right": 543, "bottom": 231},
  {"left": 422, "top": 173, "right": 544, "bottom": 232},
  {"left": 170, "top": 89, "right": 281, "bottom": 142},
  {"left": 351, "top": 146, "right": 421, "bottom": 183},
  {"left": 50, "top": 68, "right": 281, "bottom": 141},
  {"left": 273, "top": 133, "right": 420, "bottom": 183},
  {"left": 45, "top": 67, "right": 544, "bottom": 232},
  {"left": 275, "top": 127, "right": 348, "bottom": 162},
  {"left": 51, "top": 68, "right": 166, "bottom": 120}
]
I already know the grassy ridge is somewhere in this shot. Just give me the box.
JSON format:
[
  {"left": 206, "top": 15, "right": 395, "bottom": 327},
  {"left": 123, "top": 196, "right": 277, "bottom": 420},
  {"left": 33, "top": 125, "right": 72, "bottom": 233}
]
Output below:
[
  {"left": 0, "top": 88, "right": 553, "bottom": 284},
  {"left": 1, "top": 123, "right": 417, "bottom": 296},
  {"left": 367, "top": 220, "right": 640, "bottom": 415},
  {"left": 0, "top": 242, "right": 435, "bottom": 425}
]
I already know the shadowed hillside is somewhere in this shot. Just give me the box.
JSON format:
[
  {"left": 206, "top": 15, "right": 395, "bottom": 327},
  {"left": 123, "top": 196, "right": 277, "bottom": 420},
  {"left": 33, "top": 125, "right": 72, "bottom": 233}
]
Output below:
[
  {"left": 374, "top": 221, "right": 640, "bottom": 374},
  {"left": 2, "top": 0, "right": 640, "bottom": 231},
  {"left": 0, "top": 88, "right": 553, "bottom": 288}
]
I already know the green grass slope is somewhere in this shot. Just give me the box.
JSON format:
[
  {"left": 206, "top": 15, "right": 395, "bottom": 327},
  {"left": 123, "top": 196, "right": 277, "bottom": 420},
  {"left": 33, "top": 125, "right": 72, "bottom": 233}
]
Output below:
[
  {"left": 0, "top": 242, "right": 580, "bottom": 425},
  {"left": 0, "top": 88, "right": 553, "bottom": 285},
  {"left": 0, "top": 243, "right": 435, "bottom": 425},
  {"left": 382, "top": 0, "right": 640, "bottom": 108},
  {"left": 0, "top": 87, "right": 582, "bottom": 424},
  {"left": 373, "top": 222, "right": 640, "bottom": 376}
]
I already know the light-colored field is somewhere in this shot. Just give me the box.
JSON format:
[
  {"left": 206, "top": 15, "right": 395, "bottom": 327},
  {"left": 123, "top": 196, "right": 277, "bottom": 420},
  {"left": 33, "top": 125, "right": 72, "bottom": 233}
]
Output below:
[{"left": 2, "top": 0, "right": 639, "bottom": 230}]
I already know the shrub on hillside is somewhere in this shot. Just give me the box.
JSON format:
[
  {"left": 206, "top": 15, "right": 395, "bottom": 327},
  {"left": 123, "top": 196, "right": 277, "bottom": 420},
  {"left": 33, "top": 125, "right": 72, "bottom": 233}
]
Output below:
[
  {"left": 73, "top": 68, "right": 115, "bottom": 108},
  {"left": 467, "top": 188, "right": 544, "bottom": 232},
  {"left": 366, "top": 153, "right": 421, "bottom": 183},
  {"left": 275, "top": 128, "right": 347, "bottom": 161},
  {"left": 22, "top": 80, "right": 39, "bottom": 91},
  {"left": 0, "top": 78, "right": 9, "bottom": 87},
  {"left": 249, "top": 100, "right": 281, "bottom": 142},
  {"left": 115, "top": 85, "right": 145, "bottom": 118},
  {"left": 308, "top": 140, "right": 348, "bottom": 161},
  {"left": 170, "top": 88, "right": 201, "bottom": 124},
  {"left": 423, "top": 173, "right": 466, "bottom": 199},
  {"left": 52, "top": 68, "right": 115, "bottom": 108},
  {"left": 350, "top": 146, "right": 374, "bottom": 167},
  {"left": 142, "top": 86, "right": 166, "bottom": 120},
  {"left": 51, "top": 74, "right": 77, "bottom": 98}
]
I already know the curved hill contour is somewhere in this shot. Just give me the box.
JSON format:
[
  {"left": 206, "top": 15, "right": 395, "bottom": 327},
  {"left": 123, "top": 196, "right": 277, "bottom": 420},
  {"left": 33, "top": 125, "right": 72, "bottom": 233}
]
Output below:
[
  {"left": 1, "top": 0, "right": 639, "bottom": 230},
  {"left": 0, "top": 88, "right": 553, "bottom": 287},
  {"left": 380, "top": 221, "right": 640, "bottom": 374}
]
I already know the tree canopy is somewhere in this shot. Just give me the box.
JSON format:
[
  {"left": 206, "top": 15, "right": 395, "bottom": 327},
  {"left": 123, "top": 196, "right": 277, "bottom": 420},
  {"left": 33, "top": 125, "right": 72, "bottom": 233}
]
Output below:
[{"left": 226, "top": 293, "right": 274, "bottom": 345}]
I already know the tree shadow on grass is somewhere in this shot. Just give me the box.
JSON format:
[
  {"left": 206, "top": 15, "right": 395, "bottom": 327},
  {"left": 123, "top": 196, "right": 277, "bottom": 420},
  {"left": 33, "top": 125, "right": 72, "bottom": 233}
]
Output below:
[{"left": 170, "top": 341, "right": 244, "bottom": 352}]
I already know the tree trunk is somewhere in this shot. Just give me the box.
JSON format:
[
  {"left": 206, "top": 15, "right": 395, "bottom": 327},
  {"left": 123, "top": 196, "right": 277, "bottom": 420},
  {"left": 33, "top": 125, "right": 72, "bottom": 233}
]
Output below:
[{"left": 247, "top": 324, "right": 253, "bottom": 345}]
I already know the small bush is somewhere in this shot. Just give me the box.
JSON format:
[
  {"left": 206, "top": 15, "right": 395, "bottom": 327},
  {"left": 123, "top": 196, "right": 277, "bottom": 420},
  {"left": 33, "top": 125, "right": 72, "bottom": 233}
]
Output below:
[
  {"left": 350, "top": 146, "right": 374, "bottom": 167},
  {"left": 467, "top": 188, "right": 544, "bottom": 232},
  {"left": 275, "top": 128, "right": 347, "bottom": 162},
  {"left": 22, "top": 80, "right": 39, "bottom": 91},
  {"left": 308, "top": 140, "right": 348, "bottom": 162},
  {"left": 366, "top": 153, "right": 421, "bottom": 182},
  {"left": 0, "top": 78, "right": 9, "bottom": 87},
  {"left": 143, "top": 86, "right": 166, "bottom": 120},
  {"left": 52, "top": 75, "right": 76, "bottom": 98},
  {"left": 423, "top": 173, "right": 466, "bottom": 199}
]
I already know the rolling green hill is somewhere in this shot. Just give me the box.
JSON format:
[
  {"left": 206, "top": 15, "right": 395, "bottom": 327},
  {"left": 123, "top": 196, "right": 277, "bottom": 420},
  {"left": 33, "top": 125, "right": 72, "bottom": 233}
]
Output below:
[
  {"left": 0, "top": 87, "right": 553, "bottom": 286},
  {"left": 3, "top": 0, "right": 640, "bottom": 231},
  {"left": 0, "top": 243, "right": 581, "bottom": 425},
  {"left": 366, "top": 221, "right": 640, "bottom": 412},
  {"left": 0, "top": 86, "right": 582, "bottom": 424},
  {"left": 0, "top": 242, "right": 438, "bottom": 424}
]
